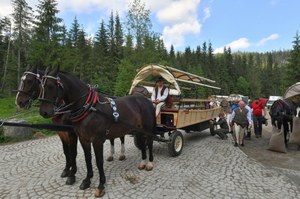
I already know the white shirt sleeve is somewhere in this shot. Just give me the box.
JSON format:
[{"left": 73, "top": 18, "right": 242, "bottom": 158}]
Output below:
[{"left": 151, "top": 88, "right": 156, "bottom": 101}]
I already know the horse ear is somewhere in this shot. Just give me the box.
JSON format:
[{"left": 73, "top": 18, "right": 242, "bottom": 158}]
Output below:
[
  {"left": 32, "top": 65, "right": 37, "bottom": 73},
  {"left": 53, "top": 65, "right": 60, "bottom": 75},
  {"left": 45, "top": 65, "right": 52, "bottom": 75},
  {"left": 26, "top": 64, "right": 31, "bottom": 71}
]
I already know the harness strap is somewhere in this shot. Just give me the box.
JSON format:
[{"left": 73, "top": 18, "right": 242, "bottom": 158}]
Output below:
[
  {"left": 71, "top": 86, "right": 98, "bottom": 123},
  {"left": 107, "top": 98, "right": 120, "bottom": 122}
]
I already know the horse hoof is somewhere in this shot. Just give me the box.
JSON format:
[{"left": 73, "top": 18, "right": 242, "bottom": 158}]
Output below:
[
  {"left": 106, "top": 156, "right": 114, "bottom": 162},
  {"left": 61, "top": 169, "right": 70, "bottom": 178},
  {"left": 66, "top": 176, "right": 76, "bottom": 185},
  {"left": 145, "top": 162, "right": 153, "bottom": 171},
  {"left": 119, "top": 155, "right": 126, "bottom": 161},
  {"left": 95, "top": 188, "right": 105, "bottom": 198},
  {"left": 138, "top": 161, "right": 146, "bottom": 170},
  {"left": 79, "top": 179, "right": 91, "bottom": 190}
]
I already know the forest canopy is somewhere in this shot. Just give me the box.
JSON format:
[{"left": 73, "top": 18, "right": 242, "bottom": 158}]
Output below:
[{"left": 0, "top": 0, "right": 299, "bottom": 99}]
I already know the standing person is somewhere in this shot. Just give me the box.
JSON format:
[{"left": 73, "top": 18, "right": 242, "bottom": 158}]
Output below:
[
  {"left": 229, "top": 101, "right": 252, "bottom": 146},
  {"left": 151, "top": 77, "right": 169, "bottom": 117},
  {"left": 250, "top": 98, "right": 266, "bottom": 138},
  {"left": 243, "top": 98, "right": 253, "bottom": 140},
  {"left": 227, "top": 99, "right": 239, "bottom": 133}
]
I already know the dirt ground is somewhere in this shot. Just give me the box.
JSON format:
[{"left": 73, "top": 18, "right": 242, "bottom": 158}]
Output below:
[{"left": 240, "top": 116, "right": 300, "bottom": 171}]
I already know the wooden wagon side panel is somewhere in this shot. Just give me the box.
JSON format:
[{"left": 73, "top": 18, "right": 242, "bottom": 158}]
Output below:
[{"left": 176, "top": 107, "right": 221, "bottom": 129}]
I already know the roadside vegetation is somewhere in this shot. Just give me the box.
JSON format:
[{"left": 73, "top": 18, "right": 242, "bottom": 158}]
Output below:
[{"left": 0, "top": 97, "right": 51, "bottom": 144}]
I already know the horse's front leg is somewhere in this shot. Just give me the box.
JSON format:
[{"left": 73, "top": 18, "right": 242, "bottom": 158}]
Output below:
[
  {"left": 119, "top": 136, "right": 126, "bottom": 161},
  {"left": 58, "top": 132, "right": 71, "bottom": 178},
  {"left": 92, "top": 139, "right": 106, "bottom": 198},
  {"left": 78, "top": 137, "right": 93, "bottom": 190},
  {"left": 145, "top": 136, "right": 154, "bottom": 171},
  {"left": 65, "top": 131, "right": 78, "bottom": 185}
]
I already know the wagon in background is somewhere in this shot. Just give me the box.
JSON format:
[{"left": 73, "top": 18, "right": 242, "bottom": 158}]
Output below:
[{"left": 129, "top": 64, "right": 222, "bottom": 156}]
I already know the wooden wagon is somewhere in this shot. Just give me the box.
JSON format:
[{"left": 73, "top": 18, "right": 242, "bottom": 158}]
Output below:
[{"left": 129, "top": 64, "right": 222, "bottom": 156}]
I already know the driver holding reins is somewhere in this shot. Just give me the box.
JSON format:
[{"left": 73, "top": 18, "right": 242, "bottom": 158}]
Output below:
[{"left": 151, "top": 77, "right": 169, "bottom": 117}]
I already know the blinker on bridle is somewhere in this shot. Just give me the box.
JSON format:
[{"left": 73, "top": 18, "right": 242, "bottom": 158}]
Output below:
[
  {"left": 39, "top": 75, "right": 64, "bottom": 105},
  {"left": 18, "top": 71, "right": 42, "bottom": 96}
]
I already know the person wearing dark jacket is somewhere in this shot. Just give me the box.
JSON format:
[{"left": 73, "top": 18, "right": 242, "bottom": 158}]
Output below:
[{"left": 211, "top": 112, "right": 230, "bottom": 140}]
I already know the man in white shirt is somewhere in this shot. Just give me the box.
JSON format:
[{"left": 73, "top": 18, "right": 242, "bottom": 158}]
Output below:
[{"left": 151, "top": 77, "right": 169, "bottom": 117}]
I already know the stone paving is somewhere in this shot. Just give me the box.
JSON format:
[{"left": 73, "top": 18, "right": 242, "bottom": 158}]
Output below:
[{"left": 0, "top": 130, "right": 300, "bottom": 199}]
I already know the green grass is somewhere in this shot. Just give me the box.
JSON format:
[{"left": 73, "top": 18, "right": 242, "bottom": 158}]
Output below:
[{"left": 0, "top": 97, "right": 54, "bottom": 144}]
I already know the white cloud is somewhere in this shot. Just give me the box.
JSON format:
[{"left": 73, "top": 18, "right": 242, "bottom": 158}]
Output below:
[
  {"left": 203, "top": 7, "right": 211, "bottom": 22},
  {"left": 214, "top": 38, "right": 250, "bottom": 54},
  {"left": 256, "top": 33, "right": 279, "bottom": 46},
  {"left": 0, "top": 1, "right": 13, "bottom": 18},
  {"left": 162, "top": 21, "right": 201, "bottom": 49},
  {"left": 156, "top": 0, "right": 200, "bottom": 24},
  {"left": 151, "top": 0, "right": 202, "bottom": 50},
  {"left": 57, "top": 0, "right": 131, "bottom": 14}
]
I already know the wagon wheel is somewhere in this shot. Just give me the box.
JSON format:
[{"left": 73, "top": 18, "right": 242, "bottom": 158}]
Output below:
[
  {"left": 209, "top": 121, "right": 216, "bottom": 136},
  {"left": 168, "top": 130, "right": 184, "bottom": 157}
]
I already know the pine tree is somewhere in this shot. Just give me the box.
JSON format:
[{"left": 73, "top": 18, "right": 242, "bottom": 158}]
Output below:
[
  {"left": 29, "top": 0, "right": 63, "bottom": 65},
  {"left": 285, "top": 31, "right": 300, "bottom": 87},
  {"left": 11, "top": 0, "right": 34, "bottom": 85},
  {"left": 126, "top": 0, "right": 152, "bottom": 49}
]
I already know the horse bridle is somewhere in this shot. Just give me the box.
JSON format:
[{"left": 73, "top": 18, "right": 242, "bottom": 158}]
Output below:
[
  {"left": 39, "top": 75, "right": 64, "bottom": 106},
  {"left": 17, "top": 71, "right": 42, "bottom": 106},
  {"left": 39, "top": 74, "right": 91, "bottom": 116}
]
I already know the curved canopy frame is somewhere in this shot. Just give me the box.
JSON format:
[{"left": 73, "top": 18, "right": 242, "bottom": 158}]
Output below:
[
  {"left": 129, "top": 64, "right": 221, "bottom": 95},
  {"left": 284, "top": 82, "right": 300, "bottom": 99}
]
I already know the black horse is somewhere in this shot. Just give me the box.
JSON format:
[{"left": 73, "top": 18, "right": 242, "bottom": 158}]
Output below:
[
  {"left": 16, "top": 65, "right": 78, "bottom": 185},
  {"left": 38, "top": 65, "right": 156, "bottom": 197},
  {"left": 269, "top": 98, "right": 299, "bottom": 146}
]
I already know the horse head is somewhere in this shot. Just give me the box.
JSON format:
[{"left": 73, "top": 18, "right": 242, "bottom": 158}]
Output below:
[
  {"left": 15, "top": 65, "right": 42, "bottom": 109},
  {"left": 39, "top": 65, "right": 65, "bottom": 118}
]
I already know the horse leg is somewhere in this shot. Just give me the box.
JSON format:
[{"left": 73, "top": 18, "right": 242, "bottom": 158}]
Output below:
[
  {"left": 106, "top": 139, "right": 114, "bottom": 162},
  {"left": 78, "top": 137, "right": 93, "bottom": 190},
  {"left": 118, "top": 136, "right": 126, "bottom": 161},
  {"left": 137, "top": 135, "right": 147, "bottom": 170},
  {"left": 283, "top": 120, "right": 289, "bottom": 147},
  {"left": 65, "top": 131, "right": 78, "bottom": 185},
  {"left": 92, "top": 140, "right": 106, "bottom": 198},
  {"left": 145, "top": 136, "right": 154, "bottom": 171},
  {"left": 58, "top": 132, "right": 71, "bottom": 178}
]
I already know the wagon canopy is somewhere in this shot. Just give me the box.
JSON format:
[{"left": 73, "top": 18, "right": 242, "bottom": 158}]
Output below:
[
  {"left": 129, "top": 64, "right": 221, "bottom": 95},
  {"left": 284, "top": 82, "right": 300, "bottom": 99}
]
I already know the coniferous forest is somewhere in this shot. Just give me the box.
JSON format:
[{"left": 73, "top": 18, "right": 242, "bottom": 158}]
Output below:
[{"left": 1, "top": 0, "right": 300, "bottom": 99}]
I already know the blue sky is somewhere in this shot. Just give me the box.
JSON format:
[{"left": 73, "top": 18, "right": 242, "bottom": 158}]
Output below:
[{"left": 1, "top": 0, "right": 300, "bottom": 53}]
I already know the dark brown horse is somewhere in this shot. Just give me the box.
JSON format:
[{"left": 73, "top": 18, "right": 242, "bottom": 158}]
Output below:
[
  {"left": 15, "top": 66, "right": 126, "bottom": 186},
  {"left": 38, "top": 65, "right": 156, "bottom": 197},
  {"left": 269, "top": 98, "right": 299, "bottom": 146}
]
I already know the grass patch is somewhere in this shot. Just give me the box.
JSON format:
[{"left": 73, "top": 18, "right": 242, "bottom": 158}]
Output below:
[{"left": 0, "top": 97, "right": 55, "bottom": 144}]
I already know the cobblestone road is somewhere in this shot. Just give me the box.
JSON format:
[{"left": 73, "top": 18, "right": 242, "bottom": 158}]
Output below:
[{"left": 1, "top": 130, "right": 300, "bottom": 199}]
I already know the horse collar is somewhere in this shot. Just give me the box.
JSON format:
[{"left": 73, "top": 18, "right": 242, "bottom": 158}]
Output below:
[{"left": 70, "top": 86, "right": 98, "bottom": 123}]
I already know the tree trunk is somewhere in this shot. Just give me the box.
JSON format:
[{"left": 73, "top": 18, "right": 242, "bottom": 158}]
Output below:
[{"left": 0, "top": 35, "right": 11, "bottom": 92}]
